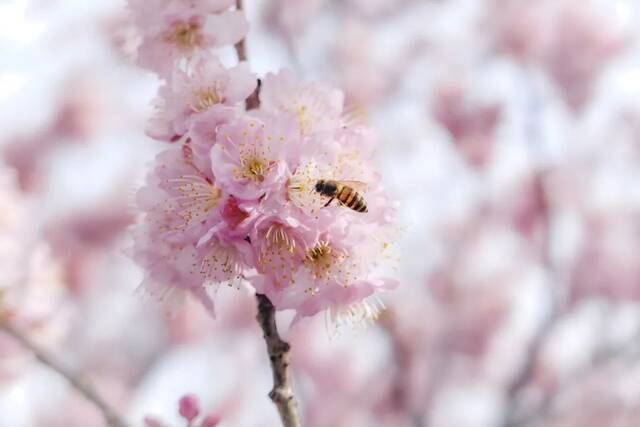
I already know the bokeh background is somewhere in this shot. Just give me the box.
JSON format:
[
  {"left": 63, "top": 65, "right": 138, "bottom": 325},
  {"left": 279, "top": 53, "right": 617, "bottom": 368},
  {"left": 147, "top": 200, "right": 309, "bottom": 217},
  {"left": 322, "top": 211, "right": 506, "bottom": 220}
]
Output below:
[{"left": 2, "top": 0, "right": 640, "bottom": 426}]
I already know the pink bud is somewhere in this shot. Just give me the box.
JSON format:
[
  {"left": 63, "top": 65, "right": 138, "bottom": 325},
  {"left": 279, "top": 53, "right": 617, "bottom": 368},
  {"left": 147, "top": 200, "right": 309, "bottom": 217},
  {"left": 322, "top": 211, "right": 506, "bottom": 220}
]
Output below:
[
  {"left": 200, "top": 413, "right": 222, "bottom": 427},
  {"left": 144, "top": 416, "right": 165, "bottom": 427},
  {"left": 178, "top": 394, "right": 200, "bottom": 422}
]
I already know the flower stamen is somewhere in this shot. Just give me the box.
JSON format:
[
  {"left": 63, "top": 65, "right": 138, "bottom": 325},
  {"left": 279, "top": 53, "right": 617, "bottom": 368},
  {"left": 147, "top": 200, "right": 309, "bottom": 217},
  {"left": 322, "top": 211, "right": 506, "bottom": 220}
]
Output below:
[
  {"left": 165, "top": 21, "right": 202, "bottom": 50},
  {"left": 265, "top": 225, "right": 296, "bottom": 253},
  {"left": 304, "top": 241, "right": 342, "bottom": 280},
  {"left": 165, "top": 174, "right": 221, "bottom": 229},
  {"left": 191, "top": 87, "right": 223, "bottom": 112},
  {"left": 258, "top": 225, "right": 299, "bottom": 287},
  {"left": 236, "top": 157, "right": 267, "bottom": 182}
]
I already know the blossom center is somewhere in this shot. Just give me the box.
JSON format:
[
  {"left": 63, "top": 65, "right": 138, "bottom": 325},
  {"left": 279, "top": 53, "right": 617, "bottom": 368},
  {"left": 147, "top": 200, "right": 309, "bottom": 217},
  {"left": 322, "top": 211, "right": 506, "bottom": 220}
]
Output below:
[
  {"left": 165, "top": 21, "right": 202, "bottom": 50},
  {"left": 241, "top": 157, "right": 266, "bottom": 182},
  {"left": 307, "top": 241, "right": 331, "bottom": 261},
  {"left": 304, "top": 241, "right": 338, "bottom": 279},
  {"left": 192, "top": 87, "right": 223, "bottom": 112},
  {"left": 265, "top": 225, "right": 296, "bottom": 253},
  {"left": 167, "top": 174, "right": 221, "bottom": 227}
]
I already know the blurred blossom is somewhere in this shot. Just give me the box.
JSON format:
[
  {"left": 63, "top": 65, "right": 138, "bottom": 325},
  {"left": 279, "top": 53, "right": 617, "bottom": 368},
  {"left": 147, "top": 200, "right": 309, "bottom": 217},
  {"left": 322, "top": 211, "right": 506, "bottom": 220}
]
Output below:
[
  {"left": 539, "top": 2, "right": 628, "bottom": 112},
  {"left": 178, "top": 394, "right": 200, "bottom": 422},
  {"left": 200, "top": 413, "right": 221, "bottom": 427},
  {"left": 333, "top": 22, "right": 393, "bottom": 107},
  {"left": 488, "top": 0, "right": 628, "bottom": 111},
  {"left": 345, "top": 0, "right": 413, "bottom": 18},
  {"left": 128, "top": 0, "right": 248, "bottom": 76},
  {"left": 3, "top": 76, "right": 108, "bottom": 192},
  {"left": 431, "top": 79, "right": 502, "bottom": 168},
  {"left": 0, "top": 169, "right": 68, "bottom": 379},
  {"left": 45, "top": 201, "right": 133, "bottom": 292},
  {"left": 502, "top": 173, "right": 550, "bottom": 259},
  {"left": 264, "top": 0, "right": 327, "bottom": 39}
]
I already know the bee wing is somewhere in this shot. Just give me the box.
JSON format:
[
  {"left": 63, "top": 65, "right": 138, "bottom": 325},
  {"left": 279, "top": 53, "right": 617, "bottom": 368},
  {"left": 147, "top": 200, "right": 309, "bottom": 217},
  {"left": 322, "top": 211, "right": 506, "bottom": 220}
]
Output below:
[{"left": 338, "top": 180, "right": 368, "bottom": 192}]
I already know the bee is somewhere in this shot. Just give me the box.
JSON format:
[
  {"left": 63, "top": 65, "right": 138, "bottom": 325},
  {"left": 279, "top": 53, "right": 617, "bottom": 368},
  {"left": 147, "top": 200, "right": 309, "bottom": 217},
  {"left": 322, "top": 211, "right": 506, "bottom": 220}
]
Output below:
[{"left": 314, "top": 179, "right": 368, "bottom": 213}]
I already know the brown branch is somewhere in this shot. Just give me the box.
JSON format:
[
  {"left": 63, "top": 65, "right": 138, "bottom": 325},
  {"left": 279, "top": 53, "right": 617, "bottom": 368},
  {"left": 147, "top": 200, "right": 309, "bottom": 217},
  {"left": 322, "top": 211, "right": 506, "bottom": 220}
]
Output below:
[
  {"left": 255, "top": 294, "right": 301, "bottom": 427},
  {"left": 234, "top": 0, "right": 247, "bottom": 61},
  {"left": 234, "top": 0, "right": 260, "bottom": 111},
  {"left": 0, "top": 318, "right": 130, "bottom": 427}
]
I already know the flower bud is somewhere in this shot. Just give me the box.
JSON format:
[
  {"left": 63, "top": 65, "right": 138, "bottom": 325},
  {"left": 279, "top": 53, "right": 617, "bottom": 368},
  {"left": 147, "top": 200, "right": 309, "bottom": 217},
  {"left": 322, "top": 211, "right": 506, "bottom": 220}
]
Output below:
[{"left": 178, "top": 394, "right": 200, "bottom": 422}]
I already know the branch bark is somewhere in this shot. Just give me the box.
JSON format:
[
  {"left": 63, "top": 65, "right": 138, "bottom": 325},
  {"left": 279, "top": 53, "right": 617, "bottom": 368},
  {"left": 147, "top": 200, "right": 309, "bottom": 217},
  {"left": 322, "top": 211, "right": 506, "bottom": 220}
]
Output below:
[
  {"left": 234, "top": 0, "right": 247, "bottom": 61},
  {"left": 234, "top": 0, "right": 260, "bottom": 111},
  {"left": 255, "top": 294, "right": 301, "bottom": 427},
  {"left": 0, "top": 318, "right": 130, "bottom": 427}
]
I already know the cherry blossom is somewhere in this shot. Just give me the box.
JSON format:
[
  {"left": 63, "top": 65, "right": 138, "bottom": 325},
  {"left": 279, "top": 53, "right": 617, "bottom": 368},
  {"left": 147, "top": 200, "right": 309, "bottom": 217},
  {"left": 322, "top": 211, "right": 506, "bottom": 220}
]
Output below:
[
  {"left": 129, "top": 0, "right": 248, "bottom": 75},
  {"left": 131, "top": 3, "right": 397, "bottom": 324}
]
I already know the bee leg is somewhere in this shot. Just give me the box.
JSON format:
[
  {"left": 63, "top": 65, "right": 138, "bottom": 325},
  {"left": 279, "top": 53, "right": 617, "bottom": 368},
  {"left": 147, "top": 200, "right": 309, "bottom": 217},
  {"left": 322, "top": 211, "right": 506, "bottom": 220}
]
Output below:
[{"left": 324, "top": 198, "right": 334, "bottom": 207}]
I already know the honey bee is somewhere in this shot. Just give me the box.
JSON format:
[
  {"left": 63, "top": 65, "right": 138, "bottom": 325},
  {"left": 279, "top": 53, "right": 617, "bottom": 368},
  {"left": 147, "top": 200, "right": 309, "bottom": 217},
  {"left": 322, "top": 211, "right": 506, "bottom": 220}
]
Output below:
[{"left": 314, "top": 179, "right": 368, "bottom": 213}]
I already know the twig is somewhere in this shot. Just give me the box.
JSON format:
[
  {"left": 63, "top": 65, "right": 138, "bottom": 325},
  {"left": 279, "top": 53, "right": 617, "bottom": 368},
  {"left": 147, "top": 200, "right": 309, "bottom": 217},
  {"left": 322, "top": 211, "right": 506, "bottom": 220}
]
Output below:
[
  {"left": 0, "top": 318, "right": 131, "bottom": 427},
  {"left": 255, "top": 294, "right": 301, "bottom": 427},
  {"left": 234, "top": 0, "right": 247, "bottom": 62},
  {"left": 234, "top": 0, "right": 260, "bottom": 110}
]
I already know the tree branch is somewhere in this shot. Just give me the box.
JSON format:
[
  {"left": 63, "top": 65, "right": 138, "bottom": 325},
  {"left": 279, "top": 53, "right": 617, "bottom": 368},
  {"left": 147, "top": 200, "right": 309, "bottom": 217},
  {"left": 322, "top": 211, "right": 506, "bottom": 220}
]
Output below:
[
  {"left": 0, "top": 318, "right": 131, "bottom": 427},
  {"left": 255, "top": 294, "right": 301, "bottom": 427},
  {"left": 234, "top": 0, "right": 260, "bottom": 110},
  {"left": 234, "top": 0, "right": 247, "bottom": 61}
]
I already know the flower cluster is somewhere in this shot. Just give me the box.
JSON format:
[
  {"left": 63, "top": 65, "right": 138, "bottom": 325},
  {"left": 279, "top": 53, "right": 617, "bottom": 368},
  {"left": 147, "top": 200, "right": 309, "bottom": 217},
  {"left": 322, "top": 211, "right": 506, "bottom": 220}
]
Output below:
[{"left": 130, "top": 0, "right": 397, "bottom": 323}]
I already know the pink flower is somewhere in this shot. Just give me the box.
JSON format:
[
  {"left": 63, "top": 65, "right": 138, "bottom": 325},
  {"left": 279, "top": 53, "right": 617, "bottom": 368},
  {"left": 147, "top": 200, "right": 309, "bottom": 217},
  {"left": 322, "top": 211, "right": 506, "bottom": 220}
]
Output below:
[
  {"left": 45, "top": 201, "right": 133, "bottom": 292},
  {"left": 136, "top": 146, "right": 223, "bottom": 243},
  {"left": 179, "top": 394, "right": 200, "bottom": 422},
  {"left": 145, "top": 394, "right": 222, "bottom": 427},
  {"left": 0, "top": 169, "right": 69, "bottom": 379},
  {"left": 133, "top": 145, "right": 250, "bottom": 315},
  {"left": 264, "top": 0, "right": 327, "bottom": 38},
  {"left": 129, "top": 0, "right": 248, "bottom": 75},
  {"left": 147, "top": 53, "right": 256, "bottom": 141},
  {"left": 250, "top": 207, "right": 314, "bottom": 289},
  {"left": 144, "top": 417, "right": 167, "bottom": 427},
  {"left": 431, "top": 80, "right": 501, "bottom": 168},
  {"left": 210, "top": 113, "right": 300, "bottom": 199},
  {"left": 132, "top": 23, "right": 397, "bottom": 323},
  {"left": 538, "top": 3, "right": 627, "bottom": 111},
  {"left": 488, "top": 0, "right": 627, "bottom": 111},
  {"left": 251, "top": 216, "right": 398, "bottom": 321},
  {"left": 260, "top": 69, "right": 344, "bottom": 137},
  {"left": 200, "top": 413, "right": 222, "bottom": 427}
]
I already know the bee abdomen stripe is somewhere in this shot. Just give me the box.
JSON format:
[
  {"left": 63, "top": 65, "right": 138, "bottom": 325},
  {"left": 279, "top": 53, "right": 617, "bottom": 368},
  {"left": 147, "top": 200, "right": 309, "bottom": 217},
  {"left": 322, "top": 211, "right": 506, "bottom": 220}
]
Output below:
[
  {"left": 351, "top": 195, "right": 366, "bottom": 212},
  {"left": 337, "top": 187, "right": 349, "bottom": 199},
  {"left": 344, "top": 191, "right": 357, "bottom": 206}
]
